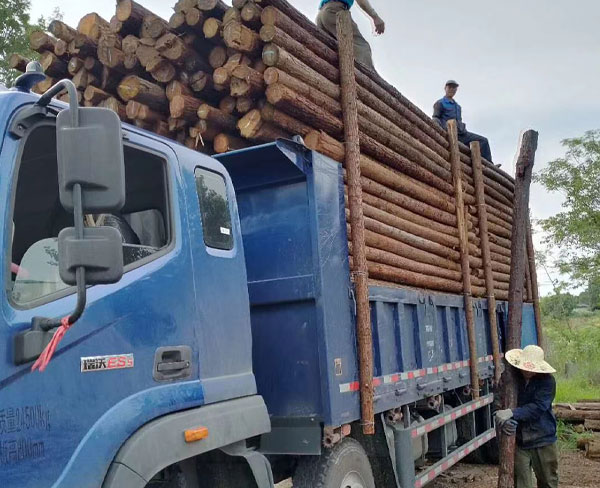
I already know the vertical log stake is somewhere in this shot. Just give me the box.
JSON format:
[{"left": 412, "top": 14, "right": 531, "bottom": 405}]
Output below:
[
  {"left": 448, "top": 120, "right": 479, "bottom": 399},
  {"left": 471, "top": 141, "right": 501, "bottom": 386},
  {"left": 497, "top": 130, "right": 539, "bottom": 488},
  {"left": 336, "top": 10, "right": 374, "bottom": 435}
]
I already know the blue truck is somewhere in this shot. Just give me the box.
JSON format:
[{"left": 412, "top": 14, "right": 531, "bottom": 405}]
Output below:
[{"left": 0, "top": 72, "right": 538, "bottom": 488}]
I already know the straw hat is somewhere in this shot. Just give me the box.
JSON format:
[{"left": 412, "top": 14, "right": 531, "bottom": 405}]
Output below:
[{"left": 505, "top": 345, "right": 556, "bottom": 374}]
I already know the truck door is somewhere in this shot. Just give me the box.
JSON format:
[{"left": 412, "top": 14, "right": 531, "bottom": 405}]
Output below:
[
  {"left": 179, "top": 154, "right": 257, "bottom": 404},
  {"left": 0, "top": 120, "right": 202, "bottom": 488}
]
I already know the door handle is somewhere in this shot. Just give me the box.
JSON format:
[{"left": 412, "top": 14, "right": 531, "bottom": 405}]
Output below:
[
  {"left": 157, "top": 360, "right": 190, "bottom": 372},
  {"left": 154, "top": 346, "right": 192, "bottom": 381}
]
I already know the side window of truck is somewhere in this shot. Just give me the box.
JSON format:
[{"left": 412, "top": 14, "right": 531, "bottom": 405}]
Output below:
[
  {"left": 8, "top": 124, "right": 172, "bottom": 308},
  {"left": 194, "top": 168, "right": 233, "bottom": 251}
]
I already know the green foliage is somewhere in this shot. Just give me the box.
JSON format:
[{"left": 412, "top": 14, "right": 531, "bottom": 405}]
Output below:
[
  {"left": 536, "top": 130, "right": 600, "bottom": 286},
  {"left": 0, "top": 3, "right": 63, "bottom": 87},
  {"left": 540, "top": 293, "right": 578, "bottom": 320},
  {"left": 0, "top": 0, "right": 37, "bottom": 86}
]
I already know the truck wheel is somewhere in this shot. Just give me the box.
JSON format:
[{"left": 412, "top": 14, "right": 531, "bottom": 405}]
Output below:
[
  {"left": 293, "top": 438, "right": 375, "bottom": 488},
  {"left": 196, "top": 457, "right": 257, "bottom": 487}
]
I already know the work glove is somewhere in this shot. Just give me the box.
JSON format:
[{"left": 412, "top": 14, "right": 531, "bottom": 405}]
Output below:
[
  {"left": 494, "top": 409, "right": 513, "bottom": 424},
  {"left": 501, "top": 419, "right": 518, "bottom": 436}
]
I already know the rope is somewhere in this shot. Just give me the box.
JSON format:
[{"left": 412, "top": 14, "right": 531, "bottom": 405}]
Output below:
[{"left": 31, "top": 316, "right": 72, "bottom": 372}]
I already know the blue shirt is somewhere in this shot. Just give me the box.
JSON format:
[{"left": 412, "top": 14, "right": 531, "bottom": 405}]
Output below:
[
  {"left": 513, "top": 374, "right": 557, "bottom": 449},
  {"left": 433, "top": 96, "right": 466, "bottom": 133},
  {"left": 320, "top": 0, "right": 354, "bottom": 9}
]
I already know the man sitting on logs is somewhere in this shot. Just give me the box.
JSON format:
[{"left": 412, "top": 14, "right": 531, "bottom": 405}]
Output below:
[
  {"left": 316, "top": 0, "right": 385, "bottom": 71},
  {"left": 433, "top": 80, "right": 494, "bottom": 163},
  {"left": 495, "top": 345, "right": 559, "bottom": 488}
]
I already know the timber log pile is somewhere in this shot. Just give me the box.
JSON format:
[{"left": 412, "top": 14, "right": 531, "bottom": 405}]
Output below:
[{"left": 10, "top": 0, "right": 534, "bottom": 301}]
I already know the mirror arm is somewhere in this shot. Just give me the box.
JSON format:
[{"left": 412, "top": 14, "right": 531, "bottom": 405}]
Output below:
[
  {"left": 36, "top": 79, "right": 79, "bottom": 127},
  {"left": 69, "top": 183, "right": 87, "bottom": 324}
]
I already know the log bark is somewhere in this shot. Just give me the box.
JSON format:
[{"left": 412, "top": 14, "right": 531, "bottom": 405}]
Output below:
[
  {"left": 170, "top": 95, "right": 202, "bottom": 121},
  {"left": 448, "top": 120, "right": 480, "bottom": 399},
  {"left": 49, "top": 20, "right": 78, "bottom": 43},
  {"left": 40, "top": 51, "right": 67, "bottom": 78},
  {"left": 83, "top": 85, "right": 110, "bottom": 104},
  {"left": 126, "top": 100, "right": 163, "bottom": 122},
  {"left": 77, "top": 13, "right": 110, "bottom": 39},
  {"left": 336, "top": 10, "right": 373, "bottom": 435},
  {"left": 146, "top": 56, "right": 176, "bottom": 83},
  {"left": 213, "top": 133, "right": 249, "bottom": 153},
  {"left": 223, "top": 21, "right": 261, "bottom": 55},
  {"left": 116, "top": 0, "right": 154, "bottom": 32},
  {"left": 232, "top": 64, "right": 264, "bottom": 94},
  {"left": 67, "top": 57, "right": 85, "bottom": 76},
  {"left": 198, "top": 103, "right": 238, "bottom": 131},
  {"left": 203, "top": 18, "right": 223, "bottom": 41},
  {"left": 83, "top": 56, "right": 103, "bottom": 77},
  {"left": 166, "top": 80, "right": 193, "bottom": 101},
  {"left": 169, "top": 12, "right": 188, "bottom": 33},
  {"left": 498, "top": 130, "right": 539, "bottom": 488},
  {"left": 54, "top": 40, "right": 69, "bottom": 57},
  {"left": 68, "top": 33, "right": 97, "bottom": 58},
  {"left": 555, "top": 409, "right": 600, "bottom": 421},
  {"left": 261, "top": 5, "right": 337, "bottom": 66},
  {"left": 141, "top": 15, "right": 170, "bottom": 39},
  {"left": 118, "top": 75, "right": 168, "bottom": 112},
  {"left": 30, "top": 31, "right": 57, "bottom": 53},
  {"left": 236, "top": 96, "right": 255, "bottom": 114},
  {"left": 260, "top": 103, "right": 311, "bottom": 136},
  {"left": 72, "top": 68, "right": 98, "bottom": 89},
  {"left": 471, "top": 141, "right": 502, "bottom": 386},
  {"left": 260, "top": 24, "right": 339, "bottom": 84},
  {"left": 237, "top": 109, "right": 289, "bottom": 140},
  {"left": 102, "top": 96, "right": 127, "bottom": 119},
  {"left": 209, "top": 45, "right": 228, "bottom": 68},
  {"left": 8, "top": 54, "right": 30, "bottom": 72},
  {"left": 223, "top": 7, "right": 242, "bottom": 26},
  {"left": 185, "top": 8, "right": 205, "bottom": 30},
  {"left": 241, "top": 2, "right": 263, "bottom": 28},
  {"left": 97, "top": 40, "right": 125, "bottom": 72},
  {"left": 266, "top": 83, "right": 342, "bottom": 137},
  {"left": 197, "top": 0, "right": 228, "bottom": 14}
]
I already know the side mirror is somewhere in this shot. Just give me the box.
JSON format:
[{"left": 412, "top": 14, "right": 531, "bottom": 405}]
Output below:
[{"left": 56, "top": 106, "right": 125, "bottom": 285}]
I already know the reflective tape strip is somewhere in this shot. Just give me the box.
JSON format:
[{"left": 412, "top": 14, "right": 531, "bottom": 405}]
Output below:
[
  {"left": 411, "top": 395, "right": 494, "bottom": 438},
  {"left": 338, "top": 355, "right": 498, "bottom": 393}
]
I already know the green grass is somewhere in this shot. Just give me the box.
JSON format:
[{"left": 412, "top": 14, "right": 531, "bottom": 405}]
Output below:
[
  {"left": 544, "top": 310, "right": 600, "bottom": 402},
  {"left": 556, "top": 419, "right": 595, "bottom": 451},
  {"left": 555, "top": 377, "right": 600, "bottom": 403}
]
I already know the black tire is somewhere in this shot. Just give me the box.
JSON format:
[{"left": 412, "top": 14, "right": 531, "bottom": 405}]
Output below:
[
  {"left": 145, "top": 466, "right": 190, "bottom": 488},
  {"left": 196, "top": 451, "right": 257, "bottom": 488},
  {"left": 293, "top": 438, "right": 375, "bottom": 488}
]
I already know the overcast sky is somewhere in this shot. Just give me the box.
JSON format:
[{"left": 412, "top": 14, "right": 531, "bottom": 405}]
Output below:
[{"left": 29, "top": 0, "right": 600, "bottom": 294}]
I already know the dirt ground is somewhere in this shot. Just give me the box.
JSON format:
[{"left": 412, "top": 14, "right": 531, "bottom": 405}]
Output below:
[{"left": 275, "top": 449, "right": 600, "bottom": 487}]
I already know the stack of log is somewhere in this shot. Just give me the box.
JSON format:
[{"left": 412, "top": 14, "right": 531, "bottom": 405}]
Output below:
[
  {"left": 556, "top": 402, "right": 600, "bottom": 426},
  {"left": 10, "top": 0, "right": 536, "bottom": 302}
]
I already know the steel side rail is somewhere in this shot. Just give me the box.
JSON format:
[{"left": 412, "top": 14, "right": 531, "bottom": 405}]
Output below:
[{"left": 414, "top": 428, "right": 496, "bottom": 487}]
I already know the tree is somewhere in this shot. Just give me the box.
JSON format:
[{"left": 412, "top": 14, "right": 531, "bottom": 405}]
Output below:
[
  {"left": 0, "top": 2, "right": 62, "bottom": 87},
  {"left": 536, "top": 130, "right": 600, "bottom": 286},
  {"left": 540, "top": 293, "right": 577, "bottom": 321}
]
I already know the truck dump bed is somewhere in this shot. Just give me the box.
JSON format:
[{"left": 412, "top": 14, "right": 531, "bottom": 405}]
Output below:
[{"left": 217, "top": 141, "right": 537, "bottom": 451}]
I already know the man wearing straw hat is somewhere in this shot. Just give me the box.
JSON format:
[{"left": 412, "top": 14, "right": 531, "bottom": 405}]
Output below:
[{"left": 495, "top": 345, "right": 559, "bottom": 488}]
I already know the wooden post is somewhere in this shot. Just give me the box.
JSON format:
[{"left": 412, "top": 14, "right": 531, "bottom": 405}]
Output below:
[
  {"left": 527, "top": 218, "right": 543, "bottom": 345},
  {"left": 448, "top": 120, "right": 479, "bottom": 399},
  {"left": 497, "top": 130, "right": 539, "bottom": 488},
  {"left": 471, "top": 141, "right": 502, "bottom": 386},
  {"left": 336, "top": 10, "right": 374, "bottom": 435}
]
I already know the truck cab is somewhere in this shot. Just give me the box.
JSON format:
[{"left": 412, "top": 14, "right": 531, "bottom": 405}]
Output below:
[{"left": 0, "top": 84, "right": 271, "bottom": 488}]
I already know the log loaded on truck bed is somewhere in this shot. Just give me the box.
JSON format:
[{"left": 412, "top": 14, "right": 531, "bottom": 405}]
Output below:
[{"left": 2, "top": 1, "right": 542, "bottom": 487}]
